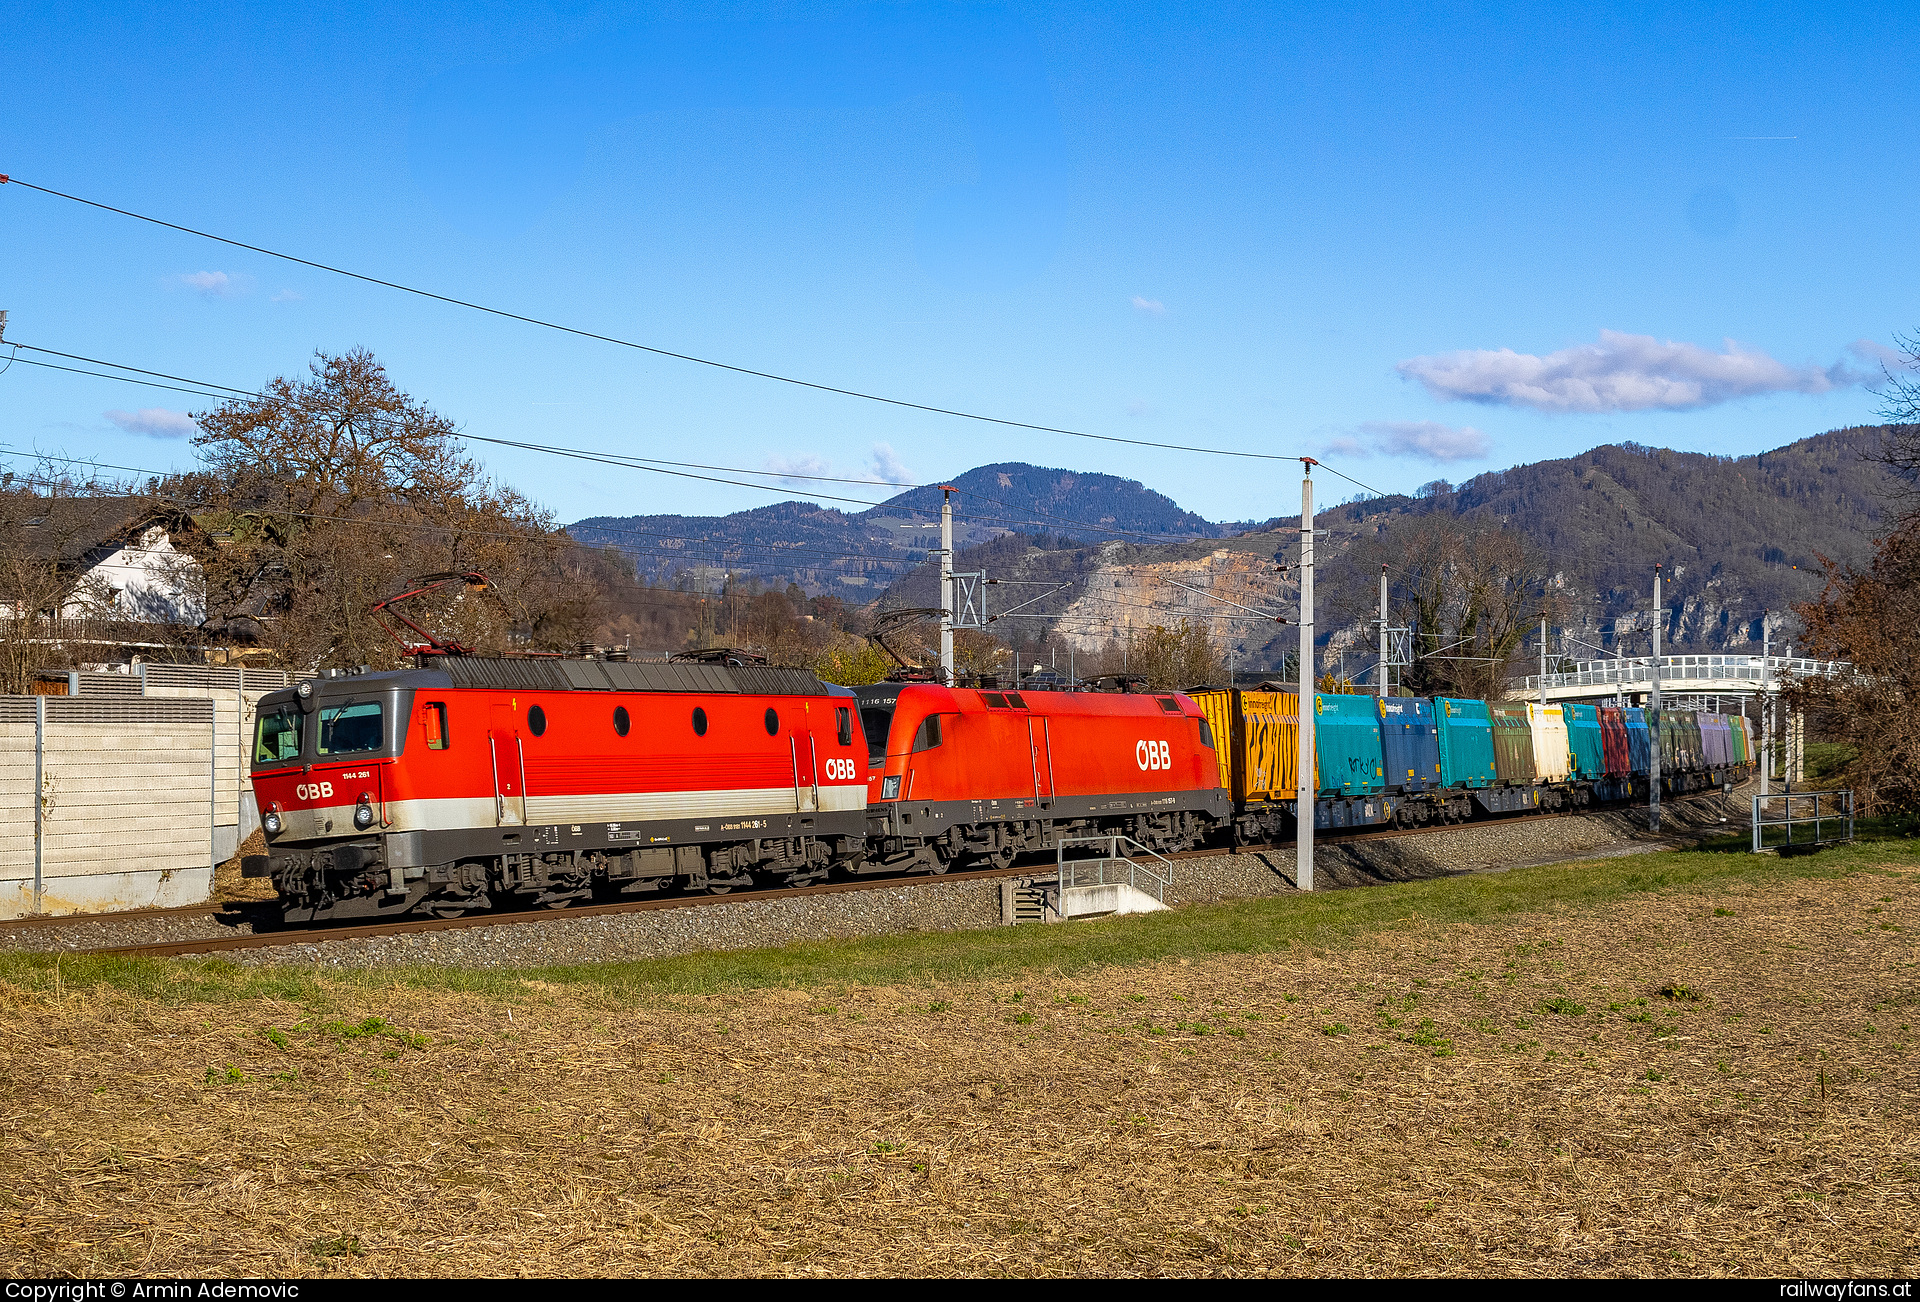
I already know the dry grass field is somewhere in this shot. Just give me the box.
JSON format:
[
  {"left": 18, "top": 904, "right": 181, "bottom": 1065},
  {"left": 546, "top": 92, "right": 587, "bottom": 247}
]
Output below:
[{"left": 1, "top": 840, "right": 1916, "bottom": 1278}]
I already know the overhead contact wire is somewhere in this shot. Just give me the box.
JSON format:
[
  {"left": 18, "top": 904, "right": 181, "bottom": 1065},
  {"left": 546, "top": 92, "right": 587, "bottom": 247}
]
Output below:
[{"left": 0, "top": 173, "right": 1315, "bottom": 465}]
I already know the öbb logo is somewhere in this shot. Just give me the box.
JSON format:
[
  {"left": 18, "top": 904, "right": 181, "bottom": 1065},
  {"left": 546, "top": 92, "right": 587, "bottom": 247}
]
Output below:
[
  {"left": 1135, "top": 740, "right": 1171, "bottom": 771},
  {"left": 821, "top": 758, "right": 860, "bottom": 781},
  {"left": 294, "top": 781, "right": 335, "bottom": 801}
]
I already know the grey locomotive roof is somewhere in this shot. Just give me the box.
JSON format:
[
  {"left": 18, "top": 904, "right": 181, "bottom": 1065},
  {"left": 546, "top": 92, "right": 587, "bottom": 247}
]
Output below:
[{"left": 271, "top": 657, "right": 834, "bottom": 699}]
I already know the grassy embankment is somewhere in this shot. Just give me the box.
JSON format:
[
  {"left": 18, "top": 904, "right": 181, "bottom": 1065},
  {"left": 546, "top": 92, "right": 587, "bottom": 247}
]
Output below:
[{"left": 1, "top": 834, "right": 1915, "bottom": 1277}]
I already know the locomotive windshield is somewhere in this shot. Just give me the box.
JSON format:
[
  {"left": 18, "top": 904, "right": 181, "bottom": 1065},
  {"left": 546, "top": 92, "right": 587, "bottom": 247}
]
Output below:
[
  {"left": 317, "top": 700, "right": 384, "bottom": 756},
  {"left": 853, "top": 684, "right": 903, "bottom": 763},
  {"left": 254, "top": 704, "right": 303, "bottom": 765},
  {"left": 859, "top": 705, "right": 894, "bottom": 762}
]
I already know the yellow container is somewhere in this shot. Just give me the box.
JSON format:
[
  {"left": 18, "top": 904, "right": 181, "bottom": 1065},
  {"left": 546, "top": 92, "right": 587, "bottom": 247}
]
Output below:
[{"left": 1187, "top": 688, "right": 1311, "bottom": 802}]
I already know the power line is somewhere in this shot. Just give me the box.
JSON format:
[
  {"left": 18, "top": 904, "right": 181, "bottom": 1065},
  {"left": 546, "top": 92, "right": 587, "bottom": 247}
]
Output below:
[
  {"left": 0, "top": 442, "right": 943, "bottom": 577},
  {"left": 0, "top": 459, "right": 941, "bottom": 579},
  {"left": 6, "top": 344, "right": 914, "bottom": 512},
  {"left": 5, "top": 352, "right": 236, "bottom": 403},
  {"left": 10, "top": 344, "right": 254, "bottom": 397},
  {"left": 8, "top": 340, "right": 1247, "bottom": 546},
  {"left": 0, "top": 172, "right": 1326, "bottom": 467},
  {"left": 1316, "top": 463, "right": 1394, "bottom": 500}
]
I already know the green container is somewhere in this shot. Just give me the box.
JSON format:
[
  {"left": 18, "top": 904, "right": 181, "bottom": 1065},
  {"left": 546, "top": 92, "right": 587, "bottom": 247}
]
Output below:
[
  {"left": 1489, "top": 703, "right": 1537, "bottom": 785},
  {"left": 1433, "top": 697, "right": 1498, "bottom": 789},
  {"left": 1564, "top": 702, "right": 1606, "bottom": 779},
  {"left": 1656, "top": 709, "right": 1700, "bottom": 772},
  {"left": 1729, "top": 714, "right": 1751, "bottom": 765},
  {"left": 1312, "top": 693, "right": 1387, "bottom": 797}
]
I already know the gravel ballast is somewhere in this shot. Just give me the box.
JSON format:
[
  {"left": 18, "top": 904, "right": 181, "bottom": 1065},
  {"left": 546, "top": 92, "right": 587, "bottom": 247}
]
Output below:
[
  {"left": 191, "top": 787, "right": 1753, "bottom": 972},
  {"left": 0, "top": 906, "right": 261, "bottom": 956},
  {"left": 228, "top": 878, "right": 1005, "bottom": 970}
]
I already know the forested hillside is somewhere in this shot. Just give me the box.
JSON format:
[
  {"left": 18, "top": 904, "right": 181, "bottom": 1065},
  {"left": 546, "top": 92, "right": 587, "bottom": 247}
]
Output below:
[
  {"left": 567, "top": 462, "right": 1220, "bottom": 597},
  {"left": 871, "top": 425, "right": 1901, "bottom": 673},
  {"left": 1442, "top": 426, "right": 1891, "bottom": 622}
]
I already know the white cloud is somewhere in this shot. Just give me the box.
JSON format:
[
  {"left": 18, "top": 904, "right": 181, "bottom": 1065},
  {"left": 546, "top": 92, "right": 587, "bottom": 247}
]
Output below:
[
  {"left": 105, "top": 407, "right": 197, "bottom": 439},
  {"left": 1318, "top": 436, "right": 1370, "bottom": 459},
  {"left": 174, "top": 270, "right": 255, "bottom": 299},
  {"left": 1396, "top": 329, "right": 1869, "bottom": 414},
  {"left": 761, "top": 444, "right": 916, "bottom": 489},
  {"left": 866, "top": 442, "right": 914, "bottom": 485},
  {"left": 270, "top": 288, "right": 304, "bottom": 303},
  {"left": 1358, "top": 420, "right": 1489, "bottom": 462},
  {"left": 1321, "top": 423, "right": 1489, "bottom": 463},
  {"left": 1850, "top": 338, "right": 1906, "bottom": 370},
  {"left": 1131, "top": 296, "right": 1166, "bottom": 315},
  {"left": 762, "top": 453, "right": 833, "bottom": 486}
]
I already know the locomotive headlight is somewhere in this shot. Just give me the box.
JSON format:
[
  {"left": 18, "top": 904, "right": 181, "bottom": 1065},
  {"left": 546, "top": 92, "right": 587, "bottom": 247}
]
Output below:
[
  {"left": 353, "top": 794, "right": 375, "bottom": 830},
  {"left": 263, "top": 804, "right": 283, "bottom": 836},
  {"left": 295, "top": 681, "right": 313, "bottom": 699}
]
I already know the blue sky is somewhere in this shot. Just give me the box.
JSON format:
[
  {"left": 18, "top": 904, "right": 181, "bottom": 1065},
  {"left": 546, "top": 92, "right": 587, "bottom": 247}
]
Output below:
[{"left": 2, "top": 1, "right": 1914, "bottom": 526}]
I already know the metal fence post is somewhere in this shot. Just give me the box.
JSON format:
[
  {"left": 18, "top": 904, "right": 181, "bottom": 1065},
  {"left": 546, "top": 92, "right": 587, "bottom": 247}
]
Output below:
[
  {"left": 33, "top": 695, "right": 44, "bottom": 914},
  {"left": 209, "top": 701, "right": 218, "bottom": 883}
]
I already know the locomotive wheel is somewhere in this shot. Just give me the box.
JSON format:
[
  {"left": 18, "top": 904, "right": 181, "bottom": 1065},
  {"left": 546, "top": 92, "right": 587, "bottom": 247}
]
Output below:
[
  {"left": 425, "top": 887, "right": 486, "bottom": 919},
  {"left": 983, "top": 843, "right": 1017, "bottom": 870}
]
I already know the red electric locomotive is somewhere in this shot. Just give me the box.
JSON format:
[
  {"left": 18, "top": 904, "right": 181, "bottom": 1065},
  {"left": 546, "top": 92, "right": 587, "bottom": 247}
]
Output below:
[
  {"left": 248, "top": 658, "right": 869, "bottom": 922},
  {"left": 249, "top": 651, "right": 1231, "bottom": 923},
  {"left": 850, "top": 680, "right": 1230, "bottom": 873}
]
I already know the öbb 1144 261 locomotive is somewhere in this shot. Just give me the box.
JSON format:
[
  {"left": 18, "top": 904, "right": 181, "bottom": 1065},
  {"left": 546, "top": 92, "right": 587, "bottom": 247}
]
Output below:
[{"left": 246, "top": 659, "right": 1750, "bottom": 923}]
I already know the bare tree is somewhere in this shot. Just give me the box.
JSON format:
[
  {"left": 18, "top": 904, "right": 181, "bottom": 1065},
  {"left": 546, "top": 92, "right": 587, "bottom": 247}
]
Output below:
[
  {"left": 1336, "top": 513, "right": 1551, "bottom": 700},
  {"left": 185, "top": 349, "right": 604, "bottom": 670},
  {"left": 1107, "top": 620, "right": 1224, "bottom": 690},
  {"left": 1786, "top": 529, "right": 1920, "bottom": 815},
  {"left": 1779, "top": 335, "right": 1920, "bottom": 814},
  {"left": 1864, "top": 330, "right": 1920, "bottom": 512}
]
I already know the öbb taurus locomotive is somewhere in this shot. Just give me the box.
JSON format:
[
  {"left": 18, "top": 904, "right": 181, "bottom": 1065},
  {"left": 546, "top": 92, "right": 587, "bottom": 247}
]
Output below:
[{"left": 248, "top": 657, "right": 1749, "bottom": 924}]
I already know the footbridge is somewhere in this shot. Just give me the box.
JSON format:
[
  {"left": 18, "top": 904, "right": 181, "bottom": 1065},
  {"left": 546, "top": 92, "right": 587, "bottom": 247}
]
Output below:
[{"left": 1509, "top": 655, "right": 1849, "bottom": 706}]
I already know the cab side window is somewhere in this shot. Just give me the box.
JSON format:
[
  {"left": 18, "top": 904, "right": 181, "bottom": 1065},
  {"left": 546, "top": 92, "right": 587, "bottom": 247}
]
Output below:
[
  {"left": 836, "top": 706, "right": 853, "bottom": 747},
  {"left": 911, "top": 715, "right": 943, "bottom": 752},
  {"left": 422, "top": 701, "right": 450, "bottom": 751}
]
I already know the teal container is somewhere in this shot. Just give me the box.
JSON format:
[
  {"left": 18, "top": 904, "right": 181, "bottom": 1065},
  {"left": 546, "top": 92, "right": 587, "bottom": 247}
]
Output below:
[
  {"left": 1433, "top": 697, "right": 1498, "bottom": 789},
  {"left": 1564, "top": 702, "right": 1606, "bottom": 779},
  {"left": 1312, "top": 693, "right": 1387, "bottom": 796}
]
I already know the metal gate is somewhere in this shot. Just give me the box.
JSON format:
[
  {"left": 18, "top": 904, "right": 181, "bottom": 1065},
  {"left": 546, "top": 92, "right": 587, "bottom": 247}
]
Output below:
[{"left": 1751, "top": 790, "right": 1854, "bottom": 853}]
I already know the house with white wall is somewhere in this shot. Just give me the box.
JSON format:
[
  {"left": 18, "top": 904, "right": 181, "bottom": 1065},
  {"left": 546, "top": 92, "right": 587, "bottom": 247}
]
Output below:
[{"left": 0, "top": 497, "right": 203, "bottom": 628}]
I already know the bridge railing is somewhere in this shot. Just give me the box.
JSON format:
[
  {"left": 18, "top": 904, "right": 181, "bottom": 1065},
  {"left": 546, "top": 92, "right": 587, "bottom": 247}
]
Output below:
[{"left": 1520, "top": 655, "right": 1849, "bottom": 694}]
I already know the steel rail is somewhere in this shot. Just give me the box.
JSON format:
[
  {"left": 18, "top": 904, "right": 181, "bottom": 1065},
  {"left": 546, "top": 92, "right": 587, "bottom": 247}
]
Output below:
[
  {"left": 31, "top": 774, "right": 1753, "bottom": 953},
  {"left": 87, "top": 812, "right": 1586, "bottom": 959},
  {"left": 0, "top": 900, "right": 227, "bottom": 931}
]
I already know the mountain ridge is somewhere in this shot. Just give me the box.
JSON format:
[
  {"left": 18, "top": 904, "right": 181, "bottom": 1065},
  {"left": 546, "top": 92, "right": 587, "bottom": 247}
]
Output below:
[
  {"left": 865, "top": 426, "right": 1901, "bottom": 671},
  {"left": 571, "top": 425, "right": 1899, "bottom": 670},
  {"left": 568, "top": 460, "right": 1222, "bottom": 594}
]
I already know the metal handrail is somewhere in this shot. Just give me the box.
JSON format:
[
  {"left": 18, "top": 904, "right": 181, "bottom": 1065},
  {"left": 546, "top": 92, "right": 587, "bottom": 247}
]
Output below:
[
  {"left": 1751, "top": 789, "right": 1854, "bottom": 853},
  {"left": 1054, "top": 834, "right": 1175, "bottom": 903},
  {"left": 1522, "top": 655, "right": 1850, "bottom": 692}
]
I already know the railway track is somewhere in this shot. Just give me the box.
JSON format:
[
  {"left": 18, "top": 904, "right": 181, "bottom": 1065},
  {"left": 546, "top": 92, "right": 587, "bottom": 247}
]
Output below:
[
  {"left": 82, "top": 811, "right": 1590, "bottom": 959},
  {"left": 0, "top": 900, "right": 230, "bottom": 932}
]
